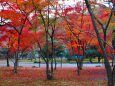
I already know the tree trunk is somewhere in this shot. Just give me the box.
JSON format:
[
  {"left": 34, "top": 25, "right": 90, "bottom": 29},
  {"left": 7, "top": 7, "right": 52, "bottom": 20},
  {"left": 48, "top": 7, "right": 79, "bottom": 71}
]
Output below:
[
  {"left": 104, "top": 59, "right": 114, "bottom": 86},
  {"left": 75, "top": 59, "right": 80, "bottom": 76},
  {"left": 38, "top": 57, "right": 40, "bottom": 68},
  {"left": 112, "top": 65, "right": 115, "bottom": 85},
  {"left": 46, "top": 61, "right": 53, "bottom": 80},
  {"left": 14, "top": 53, "right": 18, "bottom": 73},
  {"left": 61, "top": 57, "right": 62, "bottom": 68},
  {"left": 47, "top": 70, "right": 53, "bottom": 80},
  {"left": 50, "top": 58, "right": 54, "bottom": 75},
  {"left": 54, "top": 57, "right": 57, "bottom": 70},
  {"left": 6, "top": 55, "right": 10, "bottom": 67},
  {"left": 79, "top": 59, "right": 83, "bottom": 70},
  {"left": 89, "top": 57, "right": 93, "bottom": 63},
  {"left": 51, "top": 58, "right": 54, "bottom": 73},
  {"left": 13, "top": 34, "right": 20, "bottom": 73}
]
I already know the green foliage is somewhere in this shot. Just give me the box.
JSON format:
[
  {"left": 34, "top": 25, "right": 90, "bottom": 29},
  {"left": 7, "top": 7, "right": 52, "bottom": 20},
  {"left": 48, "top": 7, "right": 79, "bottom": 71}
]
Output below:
[
  {"left": 55, "top": 45, "right": 65, "bottom": 57},
  {"left": 63, "top": 49, "right": 70, "bottom": 58},
  {"left": 85, "top": 49, "right": 102, "bottom": 57},
  {"left": 1, "top": 48, "right": 8, "bottom": 55},
  {"left": 85, "top": 45, "right": 102, "bottom": 57}
]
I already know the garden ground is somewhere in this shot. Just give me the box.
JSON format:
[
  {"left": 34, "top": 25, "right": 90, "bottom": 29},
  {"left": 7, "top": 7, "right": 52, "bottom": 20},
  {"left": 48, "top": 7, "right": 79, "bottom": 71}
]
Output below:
[{"left": 0, "top": 67, "right": 107, "bottom": 86}]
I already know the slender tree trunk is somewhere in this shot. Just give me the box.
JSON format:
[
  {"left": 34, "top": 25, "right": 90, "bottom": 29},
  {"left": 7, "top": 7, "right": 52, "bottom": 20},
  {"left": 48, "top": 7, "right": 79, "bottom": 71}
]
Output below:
[
  {"left": 79, "top": 58, "right": 83, "bottom": 70},
  {"left": 89, "top": 57, "right": 93, "bottom": 63},
  {"left": 38, "top": 56, "right": 40, "bottom": 68},
  {"left": 14, "top": 59, "right": 18, "bottom": 73},
  {"left": 6, "top": 54, "right": 10, "bottom": 67},
  {"left": 51, "top": 58, "right": 54, "bottom": 79},
  {"left": 103, "top": 30, "right": 107, "bottom": 48},
  {"left": 51, "top": 59, "right": 53, "bottom": 72},
  {"left": 6, "top": 38, "right": 10, "bottom": 67},
  {"left": 75, "top": 59, "right": 80, "bottom": 76},
  {"left": 54, "top": 57, "right": 57, "bottom": 70},
  {"left": 6, "top": 57, "right": 10, "bottom": 67},
  {"left": 14, "top": 34, "right": 20, "bottom": 73},
  {"left": 61, "top": 57, "right": 62, "bottom": 68},
  {"left": 46, "top": 36, "right": 50, "bottom": 80},
  {"left": 14, "top": 52, "right": 18, "bottom": 73},
  {"left": 112, "top": 65, "right": 115, "bottom": 85},
  {"left": 46, "top": 61, "right": 49, "bottom": 79},
  {"left": 51, "top": 27, "right": 54, "bottom": 75}
]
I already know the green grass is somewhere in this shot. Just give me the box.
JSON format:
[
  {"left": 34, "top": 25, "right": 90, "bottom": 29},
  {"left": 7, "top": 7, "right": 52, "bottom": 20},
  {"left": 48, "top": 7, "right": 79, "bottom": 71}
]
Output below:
[{"left": 18, "top": 58, "right": 112, "bottom": 64}]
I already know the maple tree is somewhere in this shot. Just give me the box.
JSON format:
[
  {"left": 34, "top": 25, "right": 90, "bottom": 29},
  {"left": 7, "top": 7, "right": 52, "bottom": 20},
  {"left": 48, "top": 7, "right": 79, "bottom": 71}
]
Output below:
[
  {"left": 0, "top": 0, "right": 115, "bottom": 84},
  {"left": 58, "top": 2, "right": 99, "bottom": 75},
  {"left": 57, "top": 1, "right": 115, "bottom": 84},
  {"left": 84, "top": 0, "right": 115, "bottom": 86},
  {"left": 22, "top": 0, "right": 60, "bottom": 80},
  {"left": 0, "top": 0, "right": 47, "bottom": 73}
]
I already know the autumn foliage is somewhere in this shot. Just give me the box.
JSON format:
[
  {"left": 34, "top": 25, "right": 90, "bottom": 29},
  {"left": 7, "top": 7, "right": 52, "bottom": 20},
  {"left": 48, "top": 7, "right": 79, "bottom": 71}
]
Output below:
[
  {"left": 0, "top": 67, "right": 107, "bottom": 86},
  {"left": 0, "top": 0, "right": 115, "bottom": 85}
]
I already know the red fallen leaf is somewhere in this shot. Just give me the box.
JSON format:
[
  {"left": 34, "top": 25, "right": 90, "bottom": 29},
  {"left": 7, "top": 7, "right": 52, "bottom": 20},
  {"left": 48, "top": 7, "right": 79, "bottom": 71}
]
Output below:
[{"left": 0, "top": 67, "right": 106, "bottom": 81}]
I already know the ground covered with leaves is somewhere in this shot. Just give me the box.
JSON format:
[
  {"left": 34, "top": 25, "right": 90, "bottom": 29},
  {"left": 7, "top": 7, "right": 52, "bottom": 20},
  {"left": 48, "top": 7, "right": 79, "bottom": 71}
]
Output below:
[{"left": 0, "top": 67, "right": 107, "bottom": 86}]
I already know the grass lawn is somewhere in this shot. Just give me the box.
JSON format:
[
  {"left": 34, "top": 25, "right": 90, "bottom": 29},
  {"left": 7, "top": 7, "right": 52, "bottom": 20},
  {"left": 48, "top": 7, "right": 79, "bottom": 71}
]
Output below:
[
  {"left": 0, "top": 67, "right": 107, "bottom": 86},
  {"left": 19, "top": 58, "right": 112, "bottom": 64}
]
